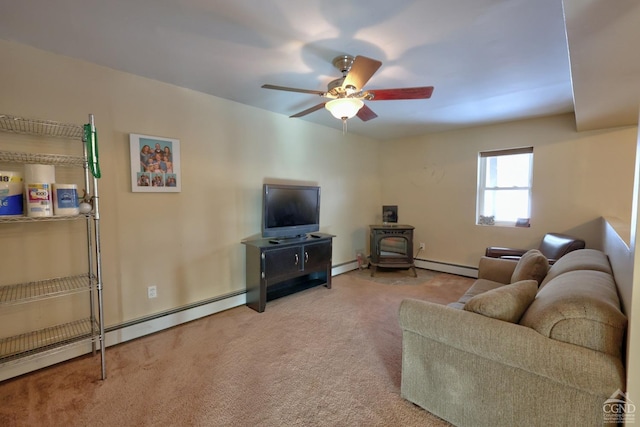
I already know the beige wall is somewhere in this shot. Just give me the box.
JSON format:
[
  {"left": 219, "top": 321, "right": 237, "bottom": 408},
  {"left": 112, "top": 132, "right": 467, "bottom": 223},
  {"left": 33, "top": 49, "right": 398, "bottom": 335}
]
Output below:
[
  {"left": 1, "top": 41, "right": 638, "bottom": 401},
  {"left": 626, "top": 117, "right": 640, "bottom": 420},
  {"left": 379, "top": 114, "right": 638, "bottom": 267},
  {"left": 0, "top": 41, "right": 382, "bottom": 330}
]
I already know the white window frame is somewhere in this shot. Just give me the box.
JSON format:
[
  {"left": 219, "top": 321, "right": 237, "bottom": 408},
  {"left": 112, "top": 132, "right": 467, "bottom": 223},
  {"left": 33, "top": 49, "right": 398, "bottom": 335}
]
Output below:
[{"left": 477, "top": 147, "right": 533, "bottom": 227}]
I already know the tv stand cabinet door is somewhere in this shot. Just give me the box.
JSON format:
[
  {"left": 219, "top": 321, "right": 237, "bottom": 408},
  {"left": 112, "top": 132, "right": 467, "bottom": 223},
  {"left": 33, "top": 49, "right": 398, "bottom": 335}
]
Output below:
[
  {"left": 302, "top": 241, "right": 331, "bottom": 269},
  {"left": 263, "top": 246, "right": 303, "bottom": 280}
]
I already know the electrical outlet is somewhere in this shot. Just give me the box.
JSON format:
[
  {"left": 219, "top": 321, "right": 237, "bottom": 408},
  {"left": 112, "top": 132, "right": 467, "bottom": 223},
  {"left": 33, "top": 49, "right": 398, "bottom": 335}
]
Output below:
[
  {"left": 419, "top": 242, "right": 426, "bottom": 250},
  {"left": 148, "top": 285, "right": 157, "bottom": 299}
]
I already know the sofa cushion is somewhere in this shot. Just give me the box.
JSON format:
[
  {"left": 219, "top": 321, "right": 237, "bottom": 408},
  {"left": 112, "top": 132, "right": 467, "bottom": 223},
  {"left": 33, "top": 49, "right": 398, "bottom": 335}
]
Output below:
[
  {"left": 520, "top": 270, "right": 627, "bottom": 357},
  {"left": 510, "top": 249, "right": 549, "bottom": 285},
  {"left": 539, "top": 249, "right": 612, "bottom": 289},
  {"left": 463, "top": 279, "right": 538, "bottom": 323},
  {"left": 447, "top": 278, "right": 505, "bottom": 309}
]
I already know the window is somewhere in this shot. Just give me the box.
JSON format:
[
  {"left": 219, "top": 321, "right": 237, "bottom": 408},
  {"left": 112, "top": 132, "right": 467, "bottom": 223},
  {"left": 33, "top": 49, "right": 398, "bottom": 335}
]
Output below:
[{"left": 477, "top": 147, "right": 533, "bottom": 226}]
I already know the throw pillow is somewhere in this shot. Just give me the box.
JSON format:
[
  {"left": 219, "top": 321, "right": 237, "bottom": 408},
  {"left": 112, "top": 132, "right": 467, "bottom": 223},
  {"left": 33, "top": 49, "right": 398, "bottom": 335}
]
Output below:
[
  {"left": 463, "top": 279, "right": 538, "bottom": 323},
  {"left": 511, "top": 249, "right": 549, "bottom": 285}
]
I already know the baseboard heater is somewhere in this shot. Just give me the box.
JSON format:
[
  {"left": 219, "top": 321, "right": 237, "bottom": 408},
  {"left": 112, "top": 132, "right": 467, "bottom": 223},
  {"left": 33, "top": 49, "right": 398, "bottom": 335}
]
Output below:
[
  {"left": 413, "top": 258, "right": 478, "bottom": 278},
  {"left": 0, "top": 289, "right": 249, "bottom": 382},
  {"left": 102, "top": 259, "right": 475, "bottom": 348},
  {"left": 0, "top": 261, "right": 475, "bottom": 381},
  {"left": 103, "top": 292, "right": 247, "bottom": 348},
  {"left": 334, "top": 258, "right": 477, "bottom": 278}
]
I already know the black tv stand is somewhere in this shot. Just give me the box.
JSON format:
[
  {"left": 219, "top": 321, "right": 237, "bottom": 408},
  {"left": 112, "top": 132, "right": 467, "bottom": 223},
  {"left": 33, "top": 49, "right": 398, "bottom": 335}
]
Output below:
[{"left": 242, "top": 233, "right": 334, "bottom": 312}]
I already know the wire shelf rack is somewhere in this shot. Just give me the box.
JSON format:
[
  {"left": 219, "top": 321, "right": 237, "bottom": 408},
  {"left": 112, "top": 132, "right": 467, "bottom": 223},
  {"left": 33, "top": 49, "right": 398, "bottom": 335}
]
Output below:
[
  {"left": 0, "top": 150, "right": 85, "bottom": 167},
  {"left": 0, "top": 112, "right": 105, "bottom": 380},
  {"left": 0, "top": 114, "right": 84, "bottom": 140},
  {"left": 0, "top": 213, "right": 91, "bottom": 224},
  {"left": 0, "top": 274, "right": 96, "bottom": 305},
  {"left": 0, "top": 318, "right": 99, "bottom": 363}
]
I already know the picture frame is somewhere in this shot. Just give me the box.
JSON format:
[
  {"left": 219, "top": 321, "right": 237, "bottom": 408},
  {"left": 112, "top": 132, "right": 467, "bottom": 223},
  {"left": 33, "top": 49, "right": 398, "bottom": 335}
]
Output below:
[
  {"left": 382, "top": 205, "right": 398, "bottom": 223},
  {"left": 130, "top": 133, "right": 181, "bottom": 192}
]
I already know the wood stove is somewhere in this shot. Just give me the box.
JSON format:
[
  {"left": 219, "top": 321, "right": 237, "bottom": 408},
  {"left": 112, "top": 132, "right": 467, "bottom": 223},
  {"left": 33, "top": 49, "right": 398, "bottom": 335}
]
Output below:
[{"left": 369, "top": 224, "right": 416, "bottom": 277}]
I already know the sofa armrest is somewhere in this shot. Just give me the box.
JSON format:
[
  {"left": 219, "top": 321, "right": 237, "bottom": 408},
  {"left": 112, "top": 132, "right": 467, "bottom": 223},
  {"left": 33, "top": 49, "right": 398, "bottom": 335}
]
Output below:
[
  {"left": 477, "top": 256, "right": 518, "bottom": 284},
  {"left": 485, "top": 246, "right": 528, "bottom": 258},
  {"left": 398, "top": 298, "right": 625, "bottom": 394}
]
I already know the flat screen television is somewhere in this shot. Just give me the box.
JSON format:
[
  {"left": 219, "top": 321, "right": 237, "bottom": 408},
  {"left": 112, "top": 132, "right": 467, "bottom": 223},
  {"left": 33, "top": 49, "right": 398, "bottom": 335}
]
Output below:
[{"left": 262, "top": 183, "right": 321, "bottom": 239}]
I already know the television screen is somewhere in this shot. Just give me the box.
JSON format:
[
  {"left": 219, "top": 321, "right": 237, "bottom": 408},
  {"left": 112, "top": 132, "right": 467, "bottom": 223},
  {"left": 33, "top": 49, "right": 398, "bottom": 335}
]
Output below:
[{"left": 262, "top": 184, "right": 320, "bottom": 239}]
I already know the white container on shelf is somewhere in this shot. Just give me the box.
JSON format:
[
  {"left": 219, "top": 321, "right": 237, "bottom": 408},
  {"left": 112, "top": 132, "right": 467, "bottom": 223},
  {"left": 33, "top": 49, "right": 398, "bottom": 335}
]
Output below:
[
  {"left": 52, "top": 183, "right": 79, "bottom": 215},
  {"left": 24, "top": 164, "right": 55, "bottom": 184},
  {"left": 25, "top": 182, "right": 53, "bottom": 217},
  {"left": 0, "top": 171, "right": 24, "bottom": 216}
]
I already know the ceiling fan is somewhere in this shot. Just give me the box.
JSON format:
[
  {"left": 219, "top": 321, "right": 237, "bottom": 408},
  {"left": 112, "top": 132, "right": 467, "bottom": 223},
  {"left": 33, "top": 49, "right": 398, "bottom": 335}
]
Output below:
[{"left": 261, "top": 55, "right": 434, "bottom": 123}]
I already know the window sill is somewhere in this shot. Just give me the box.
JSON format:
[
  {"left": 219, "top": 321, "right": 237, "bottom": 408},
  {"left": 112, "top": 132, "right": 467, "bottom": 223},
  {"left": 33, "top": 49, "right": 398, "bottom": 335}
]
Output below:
[{"left": 476, "top": 222, "right": 531, "bottom": 228}]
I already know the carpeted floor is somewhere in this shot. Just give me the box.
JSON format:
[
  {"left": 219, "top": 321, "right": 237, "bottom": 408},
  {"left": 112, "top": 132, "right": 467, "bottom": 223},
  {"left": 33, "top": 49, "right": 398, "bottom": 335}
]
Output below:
[
  {"left": 0, "top": 268, "right": 473, "bottom": 427},
  {"left": 350, "top": 266, "right": 440, "bottom": 285}
]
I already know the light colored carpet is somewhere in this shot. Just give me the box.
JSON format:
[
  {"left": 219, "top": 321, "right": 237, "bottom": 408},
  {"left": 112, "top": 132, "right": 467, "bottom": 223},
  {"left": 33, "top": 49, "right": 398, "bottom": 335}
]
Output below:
[
  {"left": 350, "top": 266, "right": 440, "bottom": 285},
  {"left": 0, "top": 269, "right": 473, "bottom": 427}
]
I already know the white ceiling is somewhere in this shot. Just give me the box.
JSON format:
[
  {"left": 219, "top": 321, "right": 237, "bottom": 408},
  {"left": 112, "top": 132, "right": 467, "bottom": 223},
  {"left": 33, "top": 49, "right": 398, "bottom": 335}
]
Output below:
[{"left": 0, "top": 0, "right": 638, "bottom": 140}]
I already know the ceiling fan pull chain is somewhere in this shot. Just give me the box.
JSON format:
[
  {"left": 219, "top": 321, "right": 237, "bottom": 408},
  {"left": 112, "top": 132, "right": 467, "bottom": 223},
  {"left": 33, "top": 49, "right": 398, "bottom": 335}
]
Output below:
[{"left": 342, "top": 118, "right": 347, "bottom": 134}]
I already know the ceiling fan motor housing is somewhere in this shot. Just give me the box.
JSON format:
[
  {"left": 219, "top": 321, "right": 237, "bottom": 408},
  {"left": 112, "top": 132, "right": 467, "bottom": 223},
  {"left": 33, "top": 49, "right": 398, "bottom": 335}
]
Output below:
[
  {"left": 327, "top": 55, "right": 356, "bottom": 97},
  {"left": 332, "top": 55, "right": 355, "bottom": 74},
  {"left": 327, "top": 77, "right": 345, "bottom": 96},
  {"left": 327, "top": 78, "right": 357, "bottom": 98}
]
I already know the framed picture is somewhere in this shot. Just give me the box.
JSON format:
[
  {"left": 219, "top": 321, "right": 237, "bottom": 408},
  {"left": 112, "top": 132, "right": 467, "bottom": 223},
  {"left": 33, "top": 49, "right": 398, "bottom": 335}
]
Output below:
[
  {"left": 130, "top": 133, "right": 181, "bottom": 192},
  {"left": 382, "top": 205, "right": 398, "bottom": 223}
]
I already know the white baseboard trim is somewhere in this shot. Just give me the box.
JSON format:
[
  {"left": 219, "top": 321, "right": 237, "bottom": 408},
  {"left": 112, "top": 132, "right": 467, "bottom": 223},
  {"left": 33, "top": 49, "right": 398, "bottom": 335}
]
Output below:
[
  {"left": 1, "top": 265, "right": 351, "bottom": 382},
  {"left": 1, "top": 261, "right": 475, "bottom": 382},
  {"left": 0, "top": 293, "right": 249, "bottom": 382},
  {"left": 104, "top": 293, "right": 247, "bottom": 347},
  {"left": 338, "top": 258, "right": 478, "bottom": 278},
  {"left": 0, "top": 343, "right": 94, "bottom": 382},
  {"left": 332, "top": 261, "right": 358, "bottom": 275},
  {"left": 414, "top": 258, "right": 478, "bottom": 278}
]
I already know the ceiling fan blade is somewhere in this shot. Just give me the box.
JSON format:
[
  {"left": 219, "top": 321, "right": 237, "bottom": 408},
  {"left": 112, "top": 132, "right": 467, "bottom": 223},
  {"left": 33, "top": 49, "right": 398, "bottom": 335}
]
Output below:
[
  {"left": 262, "top": 84, "right": 325, "bottom": 95},
  {"left": 357, "top": 104, "right": 378, "bottom": 122},
  {"left": 290, "top": 102, "right": 327, "bottom": 118},
  {"left": 342, "top": 56, "right": 382, "bottom": 90},
  {"left": 367, "top": 86, "right": 434, "bottom": 101}
]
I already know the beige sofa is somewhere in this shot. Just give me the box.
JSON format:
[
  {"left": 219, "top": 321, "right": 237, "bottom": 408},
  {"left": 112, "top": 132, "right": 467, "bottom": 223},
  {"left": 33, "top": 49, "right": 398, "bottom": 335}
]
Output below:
[{"left": 399, "top": 249, "right": 627, "bottom": 427}]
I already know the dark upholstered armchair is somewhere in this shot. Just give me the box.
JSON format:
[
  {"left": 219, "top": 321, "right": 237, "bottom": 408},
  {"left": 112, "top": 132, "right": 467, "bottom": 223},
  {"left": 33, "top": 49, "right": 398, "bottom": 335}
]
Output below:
[{"left": 485, "top": 233, "right": 586, "bottom": 264}]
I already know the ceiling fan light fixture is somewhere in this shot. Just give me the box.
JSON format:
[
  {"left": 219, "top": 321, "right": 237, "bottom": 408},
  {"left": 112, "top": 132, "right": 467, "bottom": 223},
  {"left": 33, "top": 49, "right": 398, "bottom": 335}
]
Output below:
[{"left": 325, "top": 98, "right": 364, "bottom": 120}]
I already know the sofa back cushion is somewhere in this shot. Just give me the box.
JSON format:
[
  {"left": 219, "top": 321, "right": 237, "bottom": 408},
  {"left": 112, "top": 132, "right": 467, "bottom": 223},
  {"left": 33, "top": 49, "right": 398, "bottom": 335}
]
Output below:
[
  {"left": 520, "top": 270, "right": 627, "bottom": 357},
  {"left": 539, "top": 249, "right": 612, "bottom": 289},
  {"left": 510, "top": 249, "right": 549, "bottom": 285}
]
